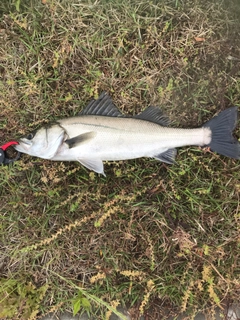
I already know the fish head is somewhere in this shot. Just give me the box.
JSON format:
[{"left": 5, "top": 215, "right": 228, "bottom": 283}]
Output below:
[{"left": 15, "top": 124, "right": 66, "bottom": 159}]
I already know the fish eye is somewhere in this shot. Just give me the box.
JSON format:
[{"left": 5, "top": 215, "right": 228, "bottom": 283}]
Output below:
[{"left": 26, "top": 132, "right": 34, "bottom": 140}]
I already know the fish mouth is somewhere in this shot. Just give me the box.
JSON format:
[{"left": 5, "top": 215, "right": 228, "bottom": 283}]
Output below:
[{"left": 14, "top": 139, "right": 32, "bottom": 152}]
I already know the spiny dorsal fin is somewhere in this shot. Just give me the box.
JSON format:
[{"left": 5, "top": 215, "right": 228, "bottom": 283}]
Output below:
[
  {"left": 134, "top": 106, "right": 170, "bottom": 126},
  {"left": 79, "top": 92, "right": 123, "bottom": 117}
]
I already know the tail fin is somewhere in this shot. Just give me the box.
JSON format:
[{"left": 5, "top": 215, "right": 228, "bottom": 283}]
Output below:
[{"left": 202, "top": 107, "right": 240, "bottom": 159}]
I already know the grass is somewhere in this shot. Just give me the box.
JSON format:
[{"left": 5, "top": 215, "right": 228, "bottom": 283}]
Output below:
[{"left": 0, "top": 0, "right": 240, "bottom": 319}]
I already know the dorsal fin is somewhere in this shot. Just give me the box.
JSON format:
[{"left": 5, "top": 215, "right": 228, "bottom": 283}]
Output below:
[
  {"left": 134, "top": 106, "right": 170, "bottom": 126},
  {"left": 79, "top": 92, "right": 123, "bottom": 117}
]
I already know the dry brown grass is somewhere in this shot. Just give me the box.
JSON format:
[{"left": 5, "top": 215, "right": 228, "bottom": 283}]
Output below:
[{"left": 0, "top": 0, "right": 240, "bottom": 319}]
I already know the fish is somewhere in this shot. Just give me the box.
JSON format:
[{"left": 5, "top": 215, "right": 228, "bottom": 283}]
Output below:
[{"left": 15, "top": 92, "right": 240, "bottom": 175}]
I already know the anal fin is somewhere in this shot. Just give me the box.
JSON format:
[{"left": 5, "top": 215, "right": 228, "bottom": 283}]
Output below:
[{"left": 154, "top": 148, "right": 177, "bottom": 164}]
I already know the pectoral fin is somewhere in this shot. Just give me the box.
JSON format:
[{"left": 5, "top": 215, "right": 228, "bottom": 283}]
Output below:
[
  {"left": 65, "top": 132, "right": 96, "bottom": 149},
  {"left": 77, "top": 157, "right": 105, "bottom": 176}
]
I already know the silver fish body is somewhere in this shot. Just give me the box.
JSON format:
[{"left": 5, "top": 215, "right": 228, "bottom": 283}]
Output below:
[
  {"left": 55, "top": 116, "right": 210, "bottom": 160},
  {"left": 15, "top": 92, "right": 240, "bottom": 175}
]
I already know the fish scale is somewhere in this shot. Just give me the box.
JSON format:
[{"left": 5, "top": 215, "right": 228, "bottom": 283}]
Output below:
[{"left": 56, "top": 116, "right": 209, "bottom": 160}]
